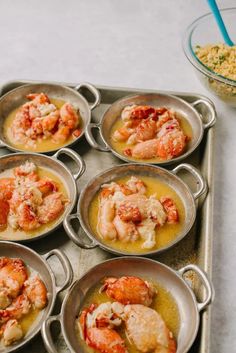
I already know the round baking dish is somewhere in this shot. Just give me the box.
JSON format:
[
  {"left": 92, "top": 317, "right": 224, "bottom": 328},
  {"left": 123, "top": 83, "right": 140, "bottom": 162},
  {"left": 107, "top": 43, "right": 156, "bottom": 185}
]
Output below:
[
  {"left": 0, "top": 241, "right": 73, "bottom": 353},
  {"left": 64, "top": 162, "right": 207, "bottom": 256},
  {"left": 0, "top": 82, "right": 100, "bottom": 153},
  {"left": 0, "top": 148, "right": 85, "bottom": 242},
  {"left": 41, "top": 257, "right": 214, "bottom": 353},
  {"left": 85, "top": 93, "right": 216, "bottom": 165}
]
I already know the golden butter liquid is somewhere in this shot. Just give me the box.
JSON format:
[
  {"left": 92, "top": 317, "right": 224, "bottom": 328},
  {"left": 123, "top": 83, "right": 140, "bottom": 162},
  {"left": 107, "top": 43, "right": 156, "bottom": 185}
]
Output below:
[
  {"left": 0, "top": 166, "right": 68, "bottom": 241},
  {"left": 110, "top": 113, "right": 192, "bottom": 163},
  {"left": 76, "top": 279, "right": 180, "bottom": 353},
  {"left": 88, "top": 176, "right": 185, "bottom": 253},
  {"left": 3, "top": 98, "right": 80, "bottom": 152}
]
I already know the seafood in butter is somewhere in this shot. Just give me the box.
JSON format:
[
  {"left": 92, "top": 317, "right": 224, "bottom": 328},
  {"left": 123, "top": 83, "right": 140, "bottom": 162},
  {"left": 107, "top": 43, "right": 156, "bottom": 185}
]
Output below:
[
  {"left": 5, "top": 92, "right": 81, "bottom": 151},
  {"left": 101, "top": 276, "right": 156, "bottom": 305},
  {"left": 0, "top": 161, "right": 68, "bottom": 235},
  {"left": 0, "top": 257, "right": 47, "bottom": 346},
  {"left": 77, "top": 276, "right": 177, "bottom": 353},
  {"left": 112, "top": 105, "right": 191, "bottom": 161},
  {"left": 96, "top": 176, "right": 179, "bottom": 249}
]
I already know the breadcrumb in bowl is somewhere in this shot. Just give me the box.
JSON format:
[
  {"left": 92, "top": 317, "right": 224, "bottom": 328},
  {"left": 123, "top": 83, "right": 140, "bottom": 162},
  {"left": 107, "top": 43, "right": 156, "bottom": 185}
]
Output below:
[{"left": 183, "top": 8, "right": 236, "bottom": 107}]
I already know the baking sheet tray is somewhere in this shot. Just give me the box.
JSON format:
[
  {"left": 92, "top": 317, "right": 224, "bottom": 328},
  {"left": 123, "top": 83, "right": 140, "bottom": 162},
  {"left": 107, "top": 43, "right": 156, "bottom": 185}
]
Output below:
[{"left": 0, "top": 80, "right": 215, "bottom": 353}]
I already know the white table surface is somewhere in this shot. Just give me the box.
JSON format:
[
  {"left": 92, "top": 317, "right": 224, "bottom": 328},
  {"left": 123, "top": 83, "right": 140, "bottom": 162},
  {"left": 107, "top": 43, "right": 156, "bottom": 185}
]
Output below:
[{"left": 0, "top": 0, "right": 235, "bottom": 352}]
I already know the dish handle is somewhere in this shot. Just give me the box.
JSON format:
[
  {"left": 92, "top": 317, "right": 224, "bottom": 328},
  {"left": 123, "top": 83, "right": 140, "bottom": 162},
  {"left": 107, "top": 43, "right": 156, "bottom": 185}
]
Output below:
[
  {"left": 43, "top": 249, "right": 73, "bottom": 294},
  {"left": 74, "top": 82, "right": 101, "bottom": 110},
  {"left": 63, "top": 213, "right": 98, "bottom": 249},
  {"left": 178, "top": 264, "right": 215, "bottom": 312},
  {"left": 191, "top": 98, "right": 216, "bottom": 129},
  {"left": 53, "top": 147, "right": 86, "bottom": 180},
  {"left": 172, "top": 163, "right": 208, "bottom": 200},
  {"left": 85, "top": 123, "right": 110, "bottom": 152},
  {"left": 41, "top": 314, "right": 62, "bottom": 353}
]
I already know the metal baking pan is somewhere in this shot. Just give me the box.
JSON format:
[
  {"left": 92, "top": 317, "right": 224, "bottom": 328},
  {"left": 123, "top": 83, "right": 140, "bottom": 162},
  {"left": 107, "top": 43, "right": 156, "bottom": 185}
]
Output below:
[{"left": 0, "top": 80, "right": 214, "bottom": 353}]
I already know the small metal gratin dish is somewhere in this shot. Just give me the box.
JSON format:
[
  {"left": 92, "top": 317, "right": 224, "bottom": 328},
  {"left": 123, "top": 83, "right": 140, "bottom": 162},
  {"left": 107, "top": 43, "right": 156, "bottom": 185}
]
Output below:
[
  {"left": 0, "top": 82, "right": 101, "bottom": 153},
  {"left": 0, "top": 241, "right": 73, "bottom": 353},
  {"left": 0, "top": 148, "right": 85, "bottom": 242},
  {"left": 41, "top": 257, "right": 214, "bottom": 353},
  {"left": 85, "top": 92, "right": 216, "bottom": 165},
  {"left": 64, "top": 162, "right": 207, "bottom": 256}
]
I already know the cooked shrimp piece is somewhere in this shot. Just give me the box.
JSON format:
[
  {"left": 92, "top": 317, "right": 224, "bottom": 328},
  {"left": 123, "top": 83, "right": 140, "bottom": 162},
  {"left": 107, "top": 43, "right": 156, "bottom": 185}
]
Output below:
[
  {"left": 3, "top": 294, "right": 31, "bottom": 321},
  {"left": 28, "top": 105, "right": 41, "bottom": 119},
  {"left": 156, "top": 110, "right": 175, "bottom": 131},
  {"left": 121, "top": 105, "right": 137, "bottom": 121},
  {"left": 137, "top": 218, "right": 157, "bottom": 249},
  {"left": 38, "top": 103, "right": 57, "bottom": 117},
  {"left": 146, "top": 196, "right": 167, "bottom": 226},
  {"left": 79, "top": 303, "right": 127, "bottom": 353},
  {"left": 52, "top": 125, "right": 71, "bottom": 143},
  {"left": 36, "top": 178, "right": 58, "bottom": 196},
  {"left": 129, "top": 105, "right": 157, "bottom": 120},
  {"left": 42, "top": 110, "right": 59, "bottom": 132},
  {"left": 160, "top": 197, "right": 179, "bottom": 224},
  {"left": 125, "top": 176, "right": 146, "bottom": 194},
  {"left": 130, "top": 138, "right": 159, "bottom": 159},
  {"left": 17, "top": 203, "right": 40, "bottom": 231},
  {"left": 80, "top": 302, "right": 123, "bottom": 332},
  {"left": 100, "top": 187, "right": 115, "bottom": 200},
  {"left": 86, "top": 327, "right": 127, "bottom": 353},
  {"left": 23, "top": 276, "right": 47, "bottom": 309},
  {"left": 157, "top": 129, "right": 186, "bottom": 160},
  {"left": 113, "top": 215, "right": 139, "bottom": 243},
  {"left": 26, "top": 93, "right": 50, "bottom": 105},
  {"left": 117, "top": 194, "right": 147, "bottom": 219},
  {"left": 124, "top": 304, "right": 176, "bottom": 353},
  {"left": 14, "top": 161, "right": 38, "bottom": 181},
  {"left": 127, "top": 118, "right": 157, "bottom": 145},
  {"left": 101, "top": 179, "right": 145, "bottom": 200},
  {"left": 0, "top": 178, "right": 15, "bottom": 200},
  {"left": 60, "top": 102, "right": 79, "bottom": 129},
  {"left": 97, "top": 199, "right": 117, "bottom": 241},
  {"left": 37, "top": 192, "right": 65, "bottom": 224},
  {"left": 8, "top": 189, "right": 22, "bottom": 214},
  {"left": 136, "top": 118, "right": 157, "bottom": 140},
  {"left": 0, "top": 199, "right": 10, "bottom": 230},
  {"left": 14, "top": 105, "right": 31, "bottom": 128},
  {"left": 10, "top": 106, "right": 31, "bottom": 143},
  {"left": 113, "top": 127, "right": 133, "bottom": 142},
  {"left": 1, "top": 319, "right": 23, "bottom": 346},
  {"left": 123, "top": 106, "right": 169, "bottom": 125},
  {"left": 0, "top": 258, "right": 28, "bottom": 298},
  {"left": 102, "top": 276, "right": 156, "bottom": 306},
  {"left": 117, "top": 203, "right": 142, "bottom": 223},
  {"left": 31, "top": 117, "right": 43, "bottom": 136}
]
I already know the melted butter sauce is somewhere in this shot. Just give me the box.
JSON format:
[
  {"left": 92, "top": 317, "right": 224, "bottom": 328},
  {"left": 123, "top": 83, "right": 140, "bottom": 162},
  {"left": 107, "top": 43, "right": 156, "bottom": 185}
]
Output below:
[
  {"left": 0, "top": 265, "right": 46, "bottom": 347},
  {"left": 0, "top": 167, "right": 69, "bottom": 241},
  {"left": 88, "top": 176, "right": 185, "bottom": 253},
  {"left": 76, "top": 279, "right": 180, "bottom": 353},
  {"left": 110, "top": 113, "right": 193, "bottom": 163},
  {"left": 3, "top": 98, "right": 81, "bottom": 152}
]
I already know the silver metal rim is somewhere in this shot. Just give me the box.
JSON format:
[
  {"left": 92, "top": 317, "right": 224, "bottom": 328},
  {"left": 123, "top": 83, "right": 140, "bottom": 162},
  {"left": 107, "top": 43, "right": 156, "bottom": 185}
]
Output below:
[
  {"left": 0, "top": 241, "right": 57, "bottom": 353},
  {"left": 60, "top": 257, "right": 200, "bottom": 353},
  {"left": 77, "top": 163, "right": 196, "bottom": 256},
  {"left": 0, "top": 152, "right": 77, "bottom": 242},
  {"left": 98, "top": 93, "right": 204, "bottom": 166},
  {"left": 0, "top": 82, "right": 92, "bottom": 154}
]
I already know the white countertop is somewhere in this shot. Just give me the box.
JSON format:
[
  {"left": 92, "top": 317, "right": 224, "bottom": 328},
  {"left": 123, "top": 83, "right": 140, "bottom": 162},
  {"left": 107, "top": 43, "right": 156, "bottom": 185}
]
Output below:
[{"left": 0, "top": 0, "right": 235, "bottom": 351}]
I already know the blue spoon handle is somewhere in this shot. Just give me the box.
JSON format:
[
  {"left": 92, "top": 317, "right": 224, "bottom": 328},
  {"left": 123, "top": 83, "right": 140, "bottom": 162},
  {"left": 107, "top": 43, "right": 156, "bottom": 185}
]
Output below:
[{"left": 207, "top": 0, "right": 234, "bottom": 46}]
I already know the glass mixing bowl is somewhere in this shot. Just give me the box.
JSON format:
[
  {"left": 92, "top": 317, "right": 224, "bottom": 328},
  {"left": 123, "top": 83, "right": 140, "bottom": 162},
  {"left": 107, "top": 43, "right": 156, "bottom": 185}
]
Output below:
[{"left": 183, "top": 8, "right": 236, "bottom": 107}]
